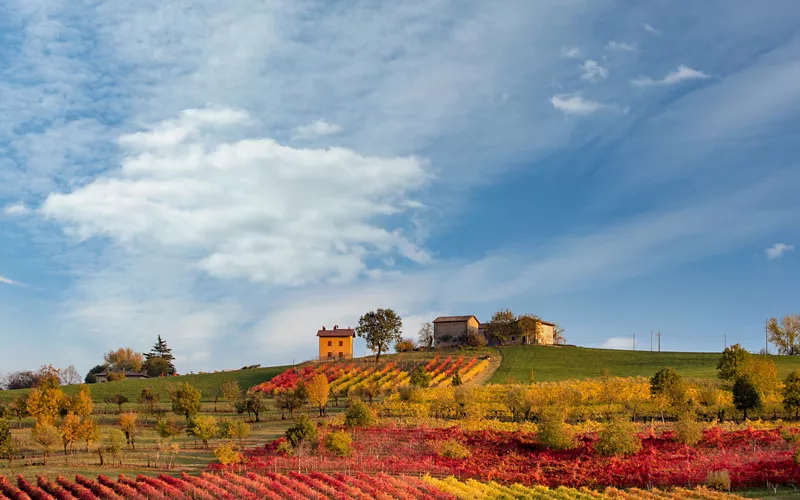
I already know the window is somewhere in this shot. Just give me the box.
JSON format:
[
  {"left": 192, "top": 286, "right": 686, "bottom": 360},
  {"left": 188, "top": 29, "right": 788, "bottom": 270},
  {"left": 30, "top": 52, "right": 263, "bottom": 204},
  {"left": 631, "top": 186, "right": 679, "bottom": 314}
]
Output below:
[
  {"left": 338, "top": 352, "right": 344, "bottom": 358},
  {"left": 327, "top": 352, "right": 332, "bottom": 358},
  {"left": 328, "top": 340, "right": 332, "bottom": 346},
  {"left": 339, "top": 340, "right": 343, "bottom": 346}
]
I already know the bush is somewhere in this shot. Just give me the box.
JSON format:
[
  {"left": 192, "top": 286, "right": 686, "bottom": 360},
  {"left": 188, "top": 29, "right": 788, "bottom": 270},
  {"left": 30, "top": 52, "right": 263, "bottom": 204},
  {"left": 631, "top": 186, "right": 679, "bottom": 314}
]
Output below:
[
  {"left": 395, "top": 338, "right": 416, "bottom": 352},
  {"left": 706, "top": 469, "right": 731, "bottom": 491},
  {"left": 436, "top": 439, "right": 471, "bottom": 459},
  {"left": 398, "top": 386, "right": 424, "bottom": 403},
  {"left": 782, "top": 428, "right": 800, "bottom": 445},
  {"left": 285, "top": 414, "right": 318, "bottom": 448},
  {"left": 464, "top": 330, "right": 488, "bottom": 347},
  {"left": 673, "top": 413, "right": 703, "bottom": 446},
  {"left": 451, "top": 372, "right": 463, "bottom": 387},
  {"left": 537, "top": 408, "right": 576, "bottom": 451},
  {"left": 344, "top": 399, "right": 376, "bottom": 428},
  {"left": 594, "top": 418, "right": 641, "bottom": 456},
  {"left": 324, "top": 430, "right": 352, "bottom": 457},
  {"left": 276, "top": 439, "right": 293, "bottom": 456},
  {"left": 410, "top": 367, "right": 432, "bottom": 388},
  {"left": 213, "top": 443, "right": 242, "bottom": 465}
]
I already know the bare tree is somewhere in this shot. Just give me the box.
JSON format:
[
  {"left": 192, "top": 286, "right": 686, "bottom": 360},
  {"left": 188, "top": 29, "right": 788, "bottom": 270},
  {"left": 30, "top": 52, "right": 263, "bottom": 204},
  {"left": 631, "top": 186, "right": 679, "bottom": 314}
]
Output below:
[
  {"left": 768, "top": 315, "right": 800, "bottom": 355},
  {"left": 60, "top": 365, "right": 83, "bottom": 385},
  {"left": 418, "top": 322, "right": 434, "bottom": 349}
]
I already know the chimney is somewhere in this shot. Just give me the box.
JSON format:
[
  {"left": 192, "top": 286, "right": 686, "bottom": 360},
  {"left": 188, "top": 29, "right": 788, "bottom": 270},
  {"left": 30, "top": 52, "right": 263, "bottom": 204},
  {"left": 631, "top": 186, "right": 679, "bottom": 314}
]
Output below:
[
  {"left": 322, "top": 326, "right": 326, "bottom": 331},
  {"left": 333, "top": 325, "right": 338, "bottom": 330}
]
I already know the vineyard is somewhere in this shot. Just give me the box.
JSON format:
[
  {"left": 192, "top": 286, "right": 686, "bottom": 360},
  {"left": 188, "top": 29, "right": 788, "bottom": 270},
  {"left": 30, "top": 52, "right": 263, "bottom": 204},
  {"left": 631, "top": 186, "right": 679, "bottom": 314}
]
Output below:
[
  {"left": 0, "top": 473, "right": 748, "bottom": 499},
  {"left": 251, "top": 355, "right": 490, "bottom": 396},
  {"left": 229, "top": 424, "right": 800, "bottom": 490}
]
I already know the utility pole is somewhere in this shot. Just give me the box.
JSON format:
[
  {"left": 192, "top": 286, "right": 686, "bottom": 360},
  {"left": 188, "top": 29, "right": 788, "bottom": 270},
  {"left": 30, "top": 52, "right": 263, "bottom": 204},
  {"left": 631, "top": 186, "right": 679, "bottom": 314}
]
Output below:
[
  {"left": 724, "top": 334, "right": 727, "bottom": 350},
  {"left": 765, "top": 318, "right": 769, "bottom": 354},
  {"left": 657, "top": 332, "right": 661, "bottom": 352},
  {"left": 650, "top": 330, "right": 653, "bottom": 352},
  {"left": 633, "top": 333, "right": 636, "bottom": 351}
]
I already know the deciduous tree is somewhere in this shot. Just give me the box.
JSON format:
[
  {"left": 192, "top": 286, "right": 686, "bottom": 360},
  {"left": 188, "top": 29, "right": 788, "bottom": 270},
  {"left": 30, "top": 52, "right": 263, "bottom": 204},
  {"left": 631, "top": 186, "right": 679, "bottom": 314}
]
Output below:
[
  {"left": 68, "top": 385, "right": 93, "bottom": 418},
  {"left": 119, "top": 412, "right": 138, "bottom": 450},
  {"left": 31, "top": 422, "right": 60, "bottom": 465},
  {"left": 189, "top": 415, "right": 219, "bottom": 449},
  {"left": 59, "top": 365, "right": 82, "bottom": 385},
  {"left": 733, "top": 375, "right": 762, "bottom": 420},
  {"left": 394, "top": 338, "right": 416, "bottom": 352},
  {"left": 170, "top": 383, "right": 201, "bottom": 424},
  {"left": 104, "top": 347, "right": 144, "bottom": 373},
  {"left": 767, "top": 315, "right": 800, "bottom": 355},
  {"left": 356, "top": 308, "right": 403, "bottom": 363},
  {"left": 138, "top": 387, "right": 161, "bottom": 415},
  {"left": 783, "top": 370, "right": 800, "bottom": 418},
  {"left": 220, "top": 380, "right": 242, "bottom": 411},
  {"left": 418, "top": 322, "right": 434, "bottom": 349},
  {"left": 60, "top": 412, "right": 82, "bottom": 455},
  {"left": 306, "top": 374, "right": 330, "bottom": 416},
  {"left": 275, "top": 386, "right": 305, "bottom": 419},
  {"left": 486, "top": 309, "right": 520, "bottom": 345},
  {"left": 84, "top": 364, "right": 107, "bottom": 384},
  {"left": 717, "top": 344, "right": 749, "bottom": 382}
]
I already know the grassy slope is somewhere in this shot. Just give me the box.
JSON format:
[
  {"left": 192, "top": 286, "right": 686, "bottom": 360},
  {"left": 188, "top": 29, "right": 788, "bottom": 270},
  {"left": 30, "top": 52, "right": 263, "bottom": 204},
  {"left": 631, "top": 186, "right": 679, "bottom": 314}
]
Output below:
[
  {"left": 490, "top": 346, "right": 800, "bottom": 383},
  {"left": 0, "top": 365, "right": 288, "bottom": 404}
]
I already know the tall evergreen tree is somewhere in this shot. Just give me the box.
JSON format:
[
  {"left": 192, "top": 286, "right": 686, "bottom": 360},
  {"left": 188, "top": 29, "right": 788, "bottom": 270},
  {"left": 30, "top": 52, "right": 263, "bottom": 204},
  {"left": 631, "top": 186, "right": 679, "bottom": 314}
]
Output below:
[{"left": 144, "top": 335, "right": 176, "bottom": 375}]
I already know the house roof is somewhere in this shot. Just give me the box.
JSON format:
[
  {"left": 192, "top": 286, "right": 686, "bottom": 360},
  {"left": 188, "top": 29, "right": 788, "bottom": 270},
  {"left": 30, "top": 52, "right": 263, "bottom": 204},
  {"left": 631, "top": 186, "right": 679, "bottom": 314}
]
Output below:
[
  {"left": 539, "top": 320, "right": 555, "bottom": 327},
  {"left": 317, "top": 328, "right": 355, "bottom": 338},
  {"left": 433, "top": 315, "right": 478, "bottom": 324},
  {"left": 97, "top": 371, "right": 149, "bottom": 378}
]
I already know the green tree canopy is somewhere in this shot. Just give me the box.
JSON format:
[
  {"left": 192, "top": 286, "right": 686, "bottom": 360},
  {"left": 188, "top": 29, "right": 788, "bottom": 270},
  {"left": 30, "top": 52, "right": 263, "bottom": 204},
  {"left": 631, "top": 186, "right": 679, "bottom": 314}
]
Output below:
[
  {"left": 486, "top": 309, "right": 520, "bottom": 345},
  {"left": 783, "top": 370, "right": 800, "bottom": 418},
  {"left": 717, "top": 344, "right": 750, "bottom": 381},
  {"left": 356, "top": 308, "right": 403, "bottom": 362},
  {"left": 170, "top": 383, "right": 201, "bottom": 424},
  {"left": 732, "top": 375, "right": 762, "bottom": 420},
  {"left": 144, "top": 335, "right": 176, "bottom": 375}
]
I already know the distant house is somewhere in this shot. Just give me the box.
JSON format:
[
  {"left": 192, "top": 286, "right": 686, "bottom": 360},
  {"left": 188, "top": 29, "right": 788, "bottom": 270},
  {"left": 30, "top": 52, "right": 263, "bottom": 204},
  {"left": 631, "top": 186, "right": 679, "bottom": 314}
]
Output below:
[
  {"left": 94, "top": 371, "right": 150, "bottom": 383},
  {"left": 433, "top": 316, "right": 480, "bottom": 348},
  {"left": 318, "top": 325, "right": 355, "bottom": 360},
  {"left": 440, "top": 315, "right": 557, "bottom": 347}
]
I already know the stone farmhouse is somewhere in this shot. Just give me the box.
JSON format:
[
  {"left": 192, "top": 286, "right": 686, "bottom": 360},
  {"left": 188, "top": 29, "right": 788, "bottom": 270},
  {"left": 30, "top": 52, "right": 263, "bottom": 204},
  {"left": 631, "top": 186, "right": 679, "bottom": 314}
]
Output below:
[{"left": 433, "top": 315, "right": 556, "bottom": 348}]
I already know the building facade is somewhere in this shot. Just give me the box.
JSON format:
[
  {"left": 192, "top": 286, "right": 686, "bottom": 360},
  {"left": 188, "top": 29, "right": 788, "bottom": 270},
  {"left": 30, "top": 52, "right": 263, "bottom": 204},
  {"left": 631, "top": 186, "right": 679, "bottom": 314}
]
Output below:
[
  {"left": 317, "top": 325, "right": 355, "bottom": 359},
  {"left": 433, "top": 316, "right": 480, "bottom": 348}
]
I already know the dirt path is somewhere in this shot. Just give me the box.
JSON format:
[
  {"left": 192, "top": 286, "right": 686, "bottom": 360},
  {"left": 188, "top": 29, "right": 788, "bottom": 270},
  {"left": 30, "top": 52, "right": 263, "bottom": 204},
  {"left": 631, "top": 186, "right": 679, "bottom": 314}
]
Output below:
[{"left": 465, "top": 349, "right": 503, "bottom": 387}]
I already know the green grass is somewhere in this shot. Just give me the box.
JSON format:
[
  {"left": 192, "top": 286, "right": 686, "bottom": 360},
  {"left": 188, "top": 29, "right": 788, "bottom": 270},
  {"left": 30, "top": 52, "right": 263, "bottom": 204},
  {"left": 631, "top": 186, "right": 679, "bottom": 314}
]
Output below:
[
  {"left": 490, "top": 345, "right": 800, "bottom": 383},
  {"left": 0, "top": 365, "right": 288, "bottom": 404}
]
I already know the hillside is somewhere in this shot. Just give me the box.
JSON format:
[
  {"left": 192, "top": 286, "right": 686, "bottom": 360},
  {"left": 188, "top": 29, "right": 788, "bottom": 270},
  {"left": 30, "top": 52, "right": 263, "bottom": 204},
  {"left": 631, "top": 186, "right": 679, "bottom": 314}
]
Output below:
[
  {"left": 490, "top": 345, "right": 800, "bottom": 383},
  {"left": 0, "top": 364, "right": 288, "bottom": 404}
]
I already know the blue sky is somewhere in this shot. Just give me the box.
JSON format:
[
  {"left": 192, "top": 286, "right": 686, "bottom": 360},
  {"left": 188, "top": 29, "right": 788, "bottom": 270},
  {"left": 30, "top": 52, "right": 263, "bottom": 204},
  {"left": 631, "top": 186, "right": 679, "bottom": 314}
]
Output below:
[{"left": 1, "top": 0, "right": 799, "bottom": 375}]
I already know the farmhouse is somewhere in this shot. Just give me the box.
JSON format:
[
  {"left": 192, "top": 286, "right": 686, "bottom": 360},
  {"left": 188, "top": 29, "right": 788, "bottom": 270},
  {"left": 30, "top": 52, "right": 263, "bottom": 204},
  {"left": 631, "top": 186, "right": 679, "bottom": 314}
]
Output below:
[
  {"left": 93, "top": 371, "right": 150, "bottom": 383},
  {"left": 436, "top": 315, "right": 556, "bottom": 347},
  {"left": 318, "top": 325, "right": 355, "bottom": 360}
]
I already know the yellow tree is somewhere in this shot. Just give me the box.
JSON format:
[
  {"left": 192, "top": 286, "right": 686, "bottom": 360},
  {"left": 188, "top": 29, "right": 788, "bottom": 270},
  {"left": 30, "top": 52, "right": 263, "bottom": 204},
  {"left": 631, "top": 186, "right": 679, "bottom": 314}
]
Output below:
[
  {"left": 104, "top": 347, "right": 144, "bottom": 373},
  {"left": 68, "top": 385, "right": 93, "bottom": 418},
  {"left": 767, "top": 315, "right": 800, "bottom": 355},
  {"left": 60, "top": 412, "right": 82, "bottom": 455},
  {"left": 119, "top": 412, "right": 138, "bottom": 450},
  {"left": 26, "top": 385, "right": 65, "bottom": 425},
  {"left": 307, "top": 374, "right": 330, "bottom": 416},
  {"left": 78, "top": 419, "right": 99, "bottom": 452},
  {"left": 31, "top": 422, "right": 60, "bottom": 465},
  {"left": 741, "top": 356, "right": 780, "bottom": 396}
]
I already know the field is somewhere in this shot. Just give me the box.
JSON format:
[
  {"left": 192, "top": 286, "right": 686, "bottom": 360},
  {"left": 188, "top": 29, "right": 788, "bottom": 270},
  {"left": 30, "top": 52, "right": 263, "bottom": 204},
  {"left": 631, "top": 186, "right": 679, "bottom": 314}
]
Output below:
[
  {"left": 0, "top": 365, "right": 288, "bottom": 405},
  {"left": 4, "top": 345, "right": 800, "bottom": 498},
  {"left": 490, "top": 346, "right": 800, "bottom": 383}
]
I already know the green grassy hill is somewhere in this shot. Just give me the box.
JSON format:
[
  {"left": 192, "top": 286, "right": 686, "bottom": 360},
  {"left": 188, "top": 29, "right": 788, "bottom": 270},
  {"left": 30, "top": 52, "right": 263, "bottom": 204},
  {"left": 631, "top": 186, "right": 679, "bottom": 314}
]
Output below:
[
  {"left": 490, "top": 345, "right": 800, "bottom": 383},
  {"left": 0, "top": 365, "right": 287, "bottom": 404}
]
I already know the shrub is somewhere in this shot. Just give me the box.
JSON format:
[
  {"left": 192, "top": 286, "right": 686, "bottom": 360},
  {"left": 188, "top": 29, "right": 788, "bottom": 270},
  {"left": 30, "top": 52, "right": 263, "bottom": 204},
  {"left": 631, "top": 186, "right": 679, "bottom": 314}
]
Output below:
[
  {"left": 794, "top": 447, "right": 800, "bottom": 466},
  {"left": 398, "top": 386, "right": 423, "bottom": 403},
  {"left": 594, "top": 418, "right": 641, "bottom": 456},
  {"left": 782, "top": 428, "right": 800, "bottom": 445},
  {"left": 451, "top": 372, "right": 463, "bottom": 387},
  {"left": 344, "top": 399, "right": 376, "bottom": 428},
  {"left": 650, "top": 368, "right": 686, "bottom": 407},
  {"left": 285, "top": 414, "right": 318, "bottom": 448},
  {"left": 537, "top": 408, "right": 576, "bottom": 451},
  {"left": 276, "top": 439, "right": 294, "bottom": 456},
  {"left": 706, "top": 469, "right": 731, "bottom": 491},
  {"left": 436, "top": 439, "right": 471, "bottom": 459},
  {"left": 673, "top": 413, "right": 703, "bottom": 446},
  {"left": 395, "top": 338, "right": 416, "bottom": 352},
  {"left": 410, "top": 367, "right": 432, "bottom": 388},
  {"left": 213, "top": 443, "right": 242, "bottom": 465},
  {"left": 324, "top": 430, "right": 352, "bottom": 457},
  {"left": 464, "top": 330, "right": 487, "bottom": 347}
]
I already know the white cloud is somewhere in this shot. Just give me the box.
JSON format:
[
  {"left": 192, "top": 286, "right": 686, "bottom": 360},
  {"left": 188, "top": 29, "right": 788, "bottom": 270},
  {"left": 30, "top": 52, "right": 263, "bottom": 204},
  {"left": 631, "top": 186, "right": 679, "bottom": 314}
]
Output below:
[
  {"left": 601, "top": 336, "right": 635, "bottom": 349},
  {"left": 632, "top": 65, "right": 710, "bottom": 87},
  {"left": 550, "top": 94, "right": 605, "bottom": 115},
  {"left": 643, "top": 23, "right": 662, "bottom": 36},
  {"left": 561, "top": 46, "right": 581, "bottom": 58},
  {"left": 766, "top": 243, "right": 795, "bottom": 260},
  {"left": 605, "top": 41, "right": 637, "bottom": 52},
  {"left": 42, "top": 108, "right": 431, "bottom": 287},
  {"left": 3, "top": 202, "right": 31, "bottom": 217},
  {"left": 0, "top": 275, "right": 24, "bottom": 287},
  {"left": 291, "top": 120, "right": 344, "bottom": 141},
  {"left": 579, "top": 60, "right": 609, "bottom": 82}
]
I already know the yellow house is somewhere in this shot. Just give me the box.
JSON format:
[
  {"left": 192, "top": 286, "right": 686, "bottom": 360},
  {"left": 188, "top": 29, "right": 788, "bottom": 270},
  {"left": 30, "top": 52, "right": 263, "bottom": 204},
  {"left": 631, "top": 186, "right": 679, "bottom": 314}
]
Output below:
[{"left": 317, "top": 325, "right": 355, "bottom": 360}]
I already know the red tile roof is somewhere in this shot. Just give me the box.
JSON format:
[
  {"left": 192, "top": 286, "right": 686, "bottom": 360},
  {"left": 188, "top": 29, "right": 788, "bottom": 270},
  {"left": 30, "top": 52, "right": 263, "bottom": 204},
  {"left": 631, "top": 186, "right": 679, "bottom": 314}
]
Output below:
[
  {"left": 317, "top": 328, "right": 355, "bottom": 337},
  {"left": 433, "top": 315, "right": 478, "bottom": 323}
]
